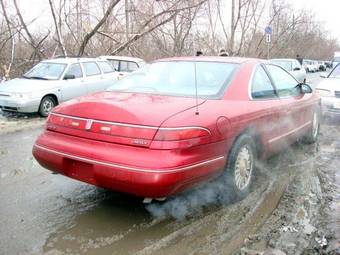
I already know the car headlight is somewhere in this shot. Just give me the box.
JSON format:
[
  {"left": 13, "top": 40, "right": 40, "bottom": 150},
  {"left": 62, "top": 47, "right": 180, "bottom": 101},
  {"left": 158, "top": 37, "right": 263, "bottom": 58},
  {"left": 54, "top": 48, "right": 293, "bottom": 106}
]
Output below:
[
  {"left": 316, "top": 89, "right": 333, "bottom": 97},
  {"left": 11, "top": 92, "right": 32, "bottom": 99}
]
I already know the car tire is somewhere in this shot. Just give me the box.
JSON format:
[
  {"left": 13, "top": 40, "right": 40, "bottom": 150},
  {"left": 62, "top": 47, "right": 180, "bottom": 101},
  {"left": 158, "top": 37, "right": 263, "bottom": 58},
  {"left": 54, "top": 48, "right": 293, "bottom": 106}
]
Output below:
[
  {"left": 38, "top": 96, "right": 56, "bottom": 117},
  {"left": 225, "top": 133, "right": 257, "bottom": 199},
  {"left": 302, "top": 107, "right": 320, "bottom": 144}
]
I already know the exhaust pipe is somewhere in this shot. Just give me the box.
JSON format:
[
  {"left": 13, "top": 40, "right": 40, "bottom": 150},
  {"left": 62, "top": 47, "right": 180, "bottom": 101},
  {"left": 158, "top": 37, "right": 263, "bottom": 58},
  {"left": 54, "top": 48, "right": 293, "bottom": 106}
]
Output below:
[
  {"left": 143, "top": 197, "right": 167, "bottom": 203},
  {"left": 143, "top": 198, "right": 153, "bottom": 203}
]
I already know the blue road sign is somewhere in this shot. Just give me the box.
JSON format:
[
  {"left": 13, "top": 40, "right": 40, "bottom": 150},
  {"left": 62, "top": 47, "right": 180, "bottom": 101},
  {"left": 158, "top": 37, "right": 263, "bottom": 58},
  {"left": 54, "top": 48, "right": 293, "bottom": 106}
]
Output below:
[{"left": 265, "top": 26, "right": 272, "bottom": 34}]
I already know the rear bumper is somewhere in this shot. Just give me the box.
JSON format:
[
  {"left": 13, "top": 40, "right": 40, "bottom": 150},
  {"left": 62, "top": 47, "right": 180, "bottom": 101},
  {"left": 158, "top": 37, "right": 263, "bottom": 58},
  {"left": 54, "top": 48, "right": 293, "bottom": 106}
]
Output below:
[
  {"left": 33, "top": 131, "right": 227, "bottom": 198},
  {"left": 0, "top": 97, "right": 40, "bottom": 113}
]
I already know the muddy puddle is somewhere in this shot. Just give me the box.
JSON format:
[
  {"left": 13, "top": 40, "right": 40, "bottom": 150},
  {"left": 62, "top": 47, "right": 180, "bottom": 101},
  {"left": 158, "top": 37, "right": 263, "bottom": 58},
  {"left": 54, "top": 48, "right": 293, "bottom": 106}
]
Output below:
[{"left": 40, "top": 141, "right": 314, "bottom": 255}]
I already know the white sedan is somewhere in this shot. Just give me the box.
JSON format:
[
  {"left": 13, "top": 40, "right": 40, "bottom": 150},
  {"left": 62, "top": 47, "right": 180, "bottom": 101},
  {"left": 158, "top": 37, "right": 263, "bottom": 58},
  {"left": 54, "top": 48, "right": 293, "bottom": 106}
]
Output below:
[
  {"left": 316, "top": 64, "right": 340, "bottom": 115},
  {"left": 0, "top": 58, "right": 118, "bottom": 116},
  {"left": 270, "top": 58, "right": 306, "bottom": 83}
]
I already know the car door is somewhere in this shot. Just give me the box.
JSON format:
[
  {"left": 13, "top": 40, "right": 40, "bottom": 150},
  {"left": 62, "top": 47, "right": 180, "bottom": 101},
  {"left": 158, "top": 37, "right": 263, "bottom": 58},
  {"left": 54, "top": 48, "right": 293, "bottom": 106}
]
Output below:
[
  {"left": 81, "top": 61, "right": 104, "bottom": 94},
  {"left": 60, "top": 63, "right": 87, "bottom": 102},
  {"left": 249, "top": 64, "right": 284, "bottom": 153},
  {"left": 265, "top": 64, "right": 312, "bottom": 144}
]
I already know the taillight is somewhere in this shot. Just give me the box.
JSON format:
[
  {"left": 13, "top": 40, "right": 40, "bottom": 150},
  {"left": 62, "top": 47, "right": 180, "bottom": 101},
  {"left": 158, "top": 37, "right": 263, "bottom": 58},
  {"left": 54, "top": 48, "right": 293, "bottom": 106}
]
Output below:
[
  {"left": 46, "top": 113, "right": 211, "bottom": 149},
  {"left": 151, "top": 127, "right": 211, "bottom": 149},
  {"left": 46, "top": 113, "right": 157, "bottom": 147},
  {"left": 47, "top": 114, "right": 87, "bottom": 130}
]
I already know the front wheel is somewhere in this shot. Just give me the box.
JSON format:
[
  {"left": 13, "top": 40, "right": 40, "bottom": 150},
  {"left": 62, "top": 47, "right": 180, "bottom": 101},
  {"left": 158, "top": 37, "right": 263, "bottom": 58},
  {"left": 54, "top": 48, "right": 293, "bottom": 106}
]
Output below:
[
  {"left": 302, "top": 108, "right": 320, "bottom": 144},
  {"left": 225, "top": 134, "right": 256, "bottom": 198},
  {"left": 38, "top": 96, "right": 56, "bottom": 117}
]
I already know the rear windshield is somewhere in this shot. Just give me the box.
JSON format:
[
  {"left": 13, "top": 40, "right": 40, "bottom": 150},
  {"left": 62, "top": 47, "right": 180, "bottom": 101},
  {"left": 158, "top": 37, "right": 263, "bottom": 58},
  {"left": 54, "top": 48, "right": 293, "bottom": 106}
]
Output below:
[{"left": 107, "top": 61, "right": 238, "bottom": 98}]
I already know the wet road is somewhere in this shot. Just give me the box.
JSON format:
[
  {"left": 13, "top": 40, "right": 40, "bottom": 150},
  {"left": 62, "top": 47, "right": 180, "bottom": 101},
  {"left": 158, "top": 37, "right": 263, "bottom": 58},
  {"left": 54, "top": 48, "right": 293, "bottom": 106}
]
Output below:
[
  {"left": 0, "top": 125, "right": 313, "bottom": 255},
  {"left": 0, "top": 72, "right": 337, "bottom": 255}
]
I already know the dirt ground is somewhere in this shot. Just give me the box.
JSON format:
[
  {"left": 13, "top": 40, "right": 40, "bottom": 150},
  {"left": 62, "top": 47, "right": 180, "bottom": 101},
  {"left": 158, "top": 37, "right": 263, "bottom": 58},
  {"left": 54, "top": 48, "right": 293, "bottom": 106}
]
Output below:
[
  {"left": 238, "top": 119, "right": 340, "bottom": 255},
  {"left": 0, "top": 73, "right": 339, "bottom": 255},
  {"left": 0, "top": 111, "right": 45, "bottom": 135}
]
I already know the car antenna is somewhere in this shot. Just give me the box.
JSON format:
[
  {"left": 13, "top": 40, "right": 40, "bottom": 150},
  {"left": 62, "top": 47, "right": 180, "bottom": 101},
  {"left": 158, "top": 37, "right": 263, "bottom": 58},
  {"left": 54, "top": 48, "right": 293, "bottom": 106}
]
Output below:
[{"left": 194, "top": 58, "right": 199, "bottom": 115}]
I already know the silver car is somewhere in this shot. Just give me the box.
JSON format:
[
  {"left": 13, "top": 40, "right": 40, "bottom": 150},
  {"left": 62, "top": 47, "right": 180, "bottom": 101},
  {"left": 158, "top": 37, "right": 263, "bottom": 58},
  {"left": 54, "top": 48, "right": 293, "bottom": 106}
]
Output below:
[
  {"left": 316, "top": 64, "right": 340, "bottom": 115},
  {"left": 0, "top": 57, "right": 118, "bottom": 116},
  {"left": 270, "top": 58, "right": 307, "bottom": 83}
]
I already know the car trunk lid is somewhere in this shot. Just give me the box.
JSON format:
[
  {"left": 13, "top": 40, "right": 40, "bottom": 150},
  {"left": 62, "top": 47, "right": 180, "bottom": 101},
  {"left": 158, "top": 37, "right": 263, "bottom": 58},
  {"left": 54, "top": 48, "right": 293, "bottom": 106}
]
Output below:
[{"left": 48, "top": 92, "right": 205, "bottom": 147}]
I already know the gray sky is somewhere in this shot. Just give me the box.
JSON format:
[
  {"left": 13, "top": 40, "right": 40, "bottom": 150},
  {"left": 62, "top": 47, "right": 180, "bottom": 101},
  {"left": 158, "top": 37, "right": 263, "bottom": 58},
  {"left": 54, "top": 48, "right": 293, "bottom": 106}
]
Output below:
[{"left": 288, "top": 0, "right": 340, "bottom": 42}]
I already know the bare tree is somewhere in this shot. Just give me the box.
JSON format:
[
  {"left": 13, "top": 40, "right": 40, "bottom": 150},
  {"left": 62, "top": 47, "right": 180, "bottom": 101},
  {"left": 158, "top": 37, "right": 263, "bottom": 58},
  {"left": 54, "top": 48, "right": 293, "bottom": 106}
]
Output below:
[
  {"left": 111, "top": 0, "right": 207, "bottom": 55},
  {"left": 48, "top": 0, "right": 67, "bottom": 56},
  {"left": 0, "top": 0, "right": 15, "bottom": 78},
  {"left": 78, "top": 0, "right": 121, "bottom": 56}
]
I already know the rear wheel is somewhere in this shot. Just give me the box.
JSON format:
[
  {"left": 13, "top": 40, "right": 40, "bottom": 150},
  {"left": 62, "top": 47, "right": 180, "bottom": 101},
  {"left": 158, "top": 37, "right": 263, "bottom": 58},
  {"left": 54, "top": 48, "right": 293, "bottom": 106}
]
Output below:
[
  {"left": 302, "top": 108, "right": 320, "bottom": 144},
  {"left": 225, "top": 134, "right": 256, "bottom": 198},
  {"left": 38, "top": 96, "right": 56, "bottom": 117}
]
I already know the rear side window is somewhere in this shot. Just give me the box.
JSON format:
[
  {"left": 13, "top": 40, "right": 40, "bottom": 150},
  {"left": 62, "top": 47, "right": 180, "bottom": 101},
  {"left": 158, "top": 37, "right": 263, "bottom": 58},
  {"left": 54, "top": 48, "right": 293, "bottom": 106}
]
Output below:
[
  {"left": 82, "top": 62, "right": 101, "bottom": 76},
  {"left": 108, "top": 60, "right": 119, "bottom": 71},
  {"left": 128, "top": 62, "right": 138, "bottom": 72},
  {"left": 265, "top": 64, "right": 299, "bottom": 97},
  {"left": 64, "top": 63, "right": 83, "bottom": 78},
  {"left": 98, "top": 61, "right": 114, "bottom": 74},
  {"left": 251, "top": 66, "right": 276, "bottom": 99},
  {"left": 120, "top": 61, "right": 138, "bottom": 72}
]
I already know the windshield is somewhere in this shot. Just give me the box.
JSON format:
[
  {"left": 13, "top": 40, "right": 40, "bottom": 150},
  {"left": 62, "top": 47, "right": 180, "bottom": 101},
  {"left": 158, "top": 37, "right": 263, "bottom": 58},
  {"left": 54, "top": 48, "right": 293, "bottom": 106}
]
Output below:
[
  {"left": 271, "top": 60, "right": 292, "bottom": 71},
  {"left": 107, "top": 61, "right": 238, "bottom": 98},
  {"left": 23, "top": 62, "right": 67, "bottom": 80},
  {"left": 328, "top": 64, "right": 340, "bottom": 78}
]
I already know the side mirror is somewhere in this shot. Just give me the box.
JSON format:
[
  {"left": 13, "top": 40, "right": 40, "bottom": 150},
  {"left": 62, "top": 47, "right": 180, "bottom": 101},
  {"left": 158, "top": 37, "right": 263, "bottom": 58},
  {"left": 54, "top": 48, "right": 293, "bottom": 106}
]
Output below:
[
  {"left": 293, "top": 67, "right": 301, "bottom": 71},
  {"left": 63, "top": 74, "right": 76, "bottom": 80},
  {"left": 320, "top": 72, "right": 327, "bottom": 78},
  {"left": 301, "top": 84, "right": 312, "bottom": 94}
]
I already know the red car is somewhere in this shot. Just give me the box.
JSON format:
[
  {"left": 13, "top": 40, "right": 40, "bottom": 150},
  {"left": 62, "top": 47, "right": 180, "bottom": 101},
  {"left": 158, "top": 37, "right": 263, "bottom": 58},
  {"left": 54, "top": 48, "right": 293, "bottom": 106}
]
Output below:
[{"left": 33, "top": 57, "right": 320, "bottom": 200}]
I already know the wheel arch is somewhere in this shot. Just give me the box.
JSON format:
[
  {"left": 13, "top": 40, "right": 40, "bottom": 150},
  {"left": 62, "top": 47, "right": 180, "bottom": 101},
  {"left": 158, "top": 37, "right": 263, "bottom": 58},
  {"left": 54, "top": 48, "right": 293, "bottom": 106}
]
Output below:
[
  {"left": 41, "top": 93, "right": 59, "bottom": 105},
  {"left": 230, "top": 125, "right": 264, "bottom": 159}
]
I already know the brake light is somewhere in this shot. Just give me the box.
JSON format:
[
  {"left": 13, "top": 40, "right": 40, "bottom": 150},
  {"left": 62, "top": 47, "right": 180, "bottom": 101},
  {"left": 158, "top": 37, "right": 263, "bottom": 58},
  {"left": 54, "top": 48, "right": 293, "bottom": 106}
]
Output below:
[
  {"left": 154, "top": 128, "right": 210, "bottom": 141},
  {"left": 47, "top": 114, "right": 87, "bottom": 130},
  {"left": 151, "top": 127, "right": 211, "bottom": 149}
]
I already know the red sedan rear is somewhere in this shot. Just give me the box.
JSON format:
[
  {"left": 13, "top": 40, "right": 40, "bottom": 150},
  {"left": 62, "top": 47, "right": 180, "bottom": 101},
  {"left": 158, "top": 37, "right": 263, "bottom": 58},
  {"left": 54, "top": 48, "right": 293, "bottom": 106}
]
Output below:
[{"left": 33, "top": 57, "right": 320, "bottom": 199}]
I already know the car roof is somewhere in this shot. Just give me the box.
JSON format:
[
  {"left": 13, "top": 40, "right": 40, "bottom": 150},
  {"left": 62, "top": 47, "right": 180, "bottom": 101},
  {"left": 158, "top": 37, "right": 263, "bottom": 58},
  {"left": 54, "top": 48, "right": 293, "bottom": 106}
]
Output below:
[
  {"left": 100, "top": 55, "right": 145, "bottom": 63},
  {"left": 154, "top": 56, "right": 262, "bottom": 64},
  {"left": 42, "top": 57, "right": 107, "bottom": 64}
]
